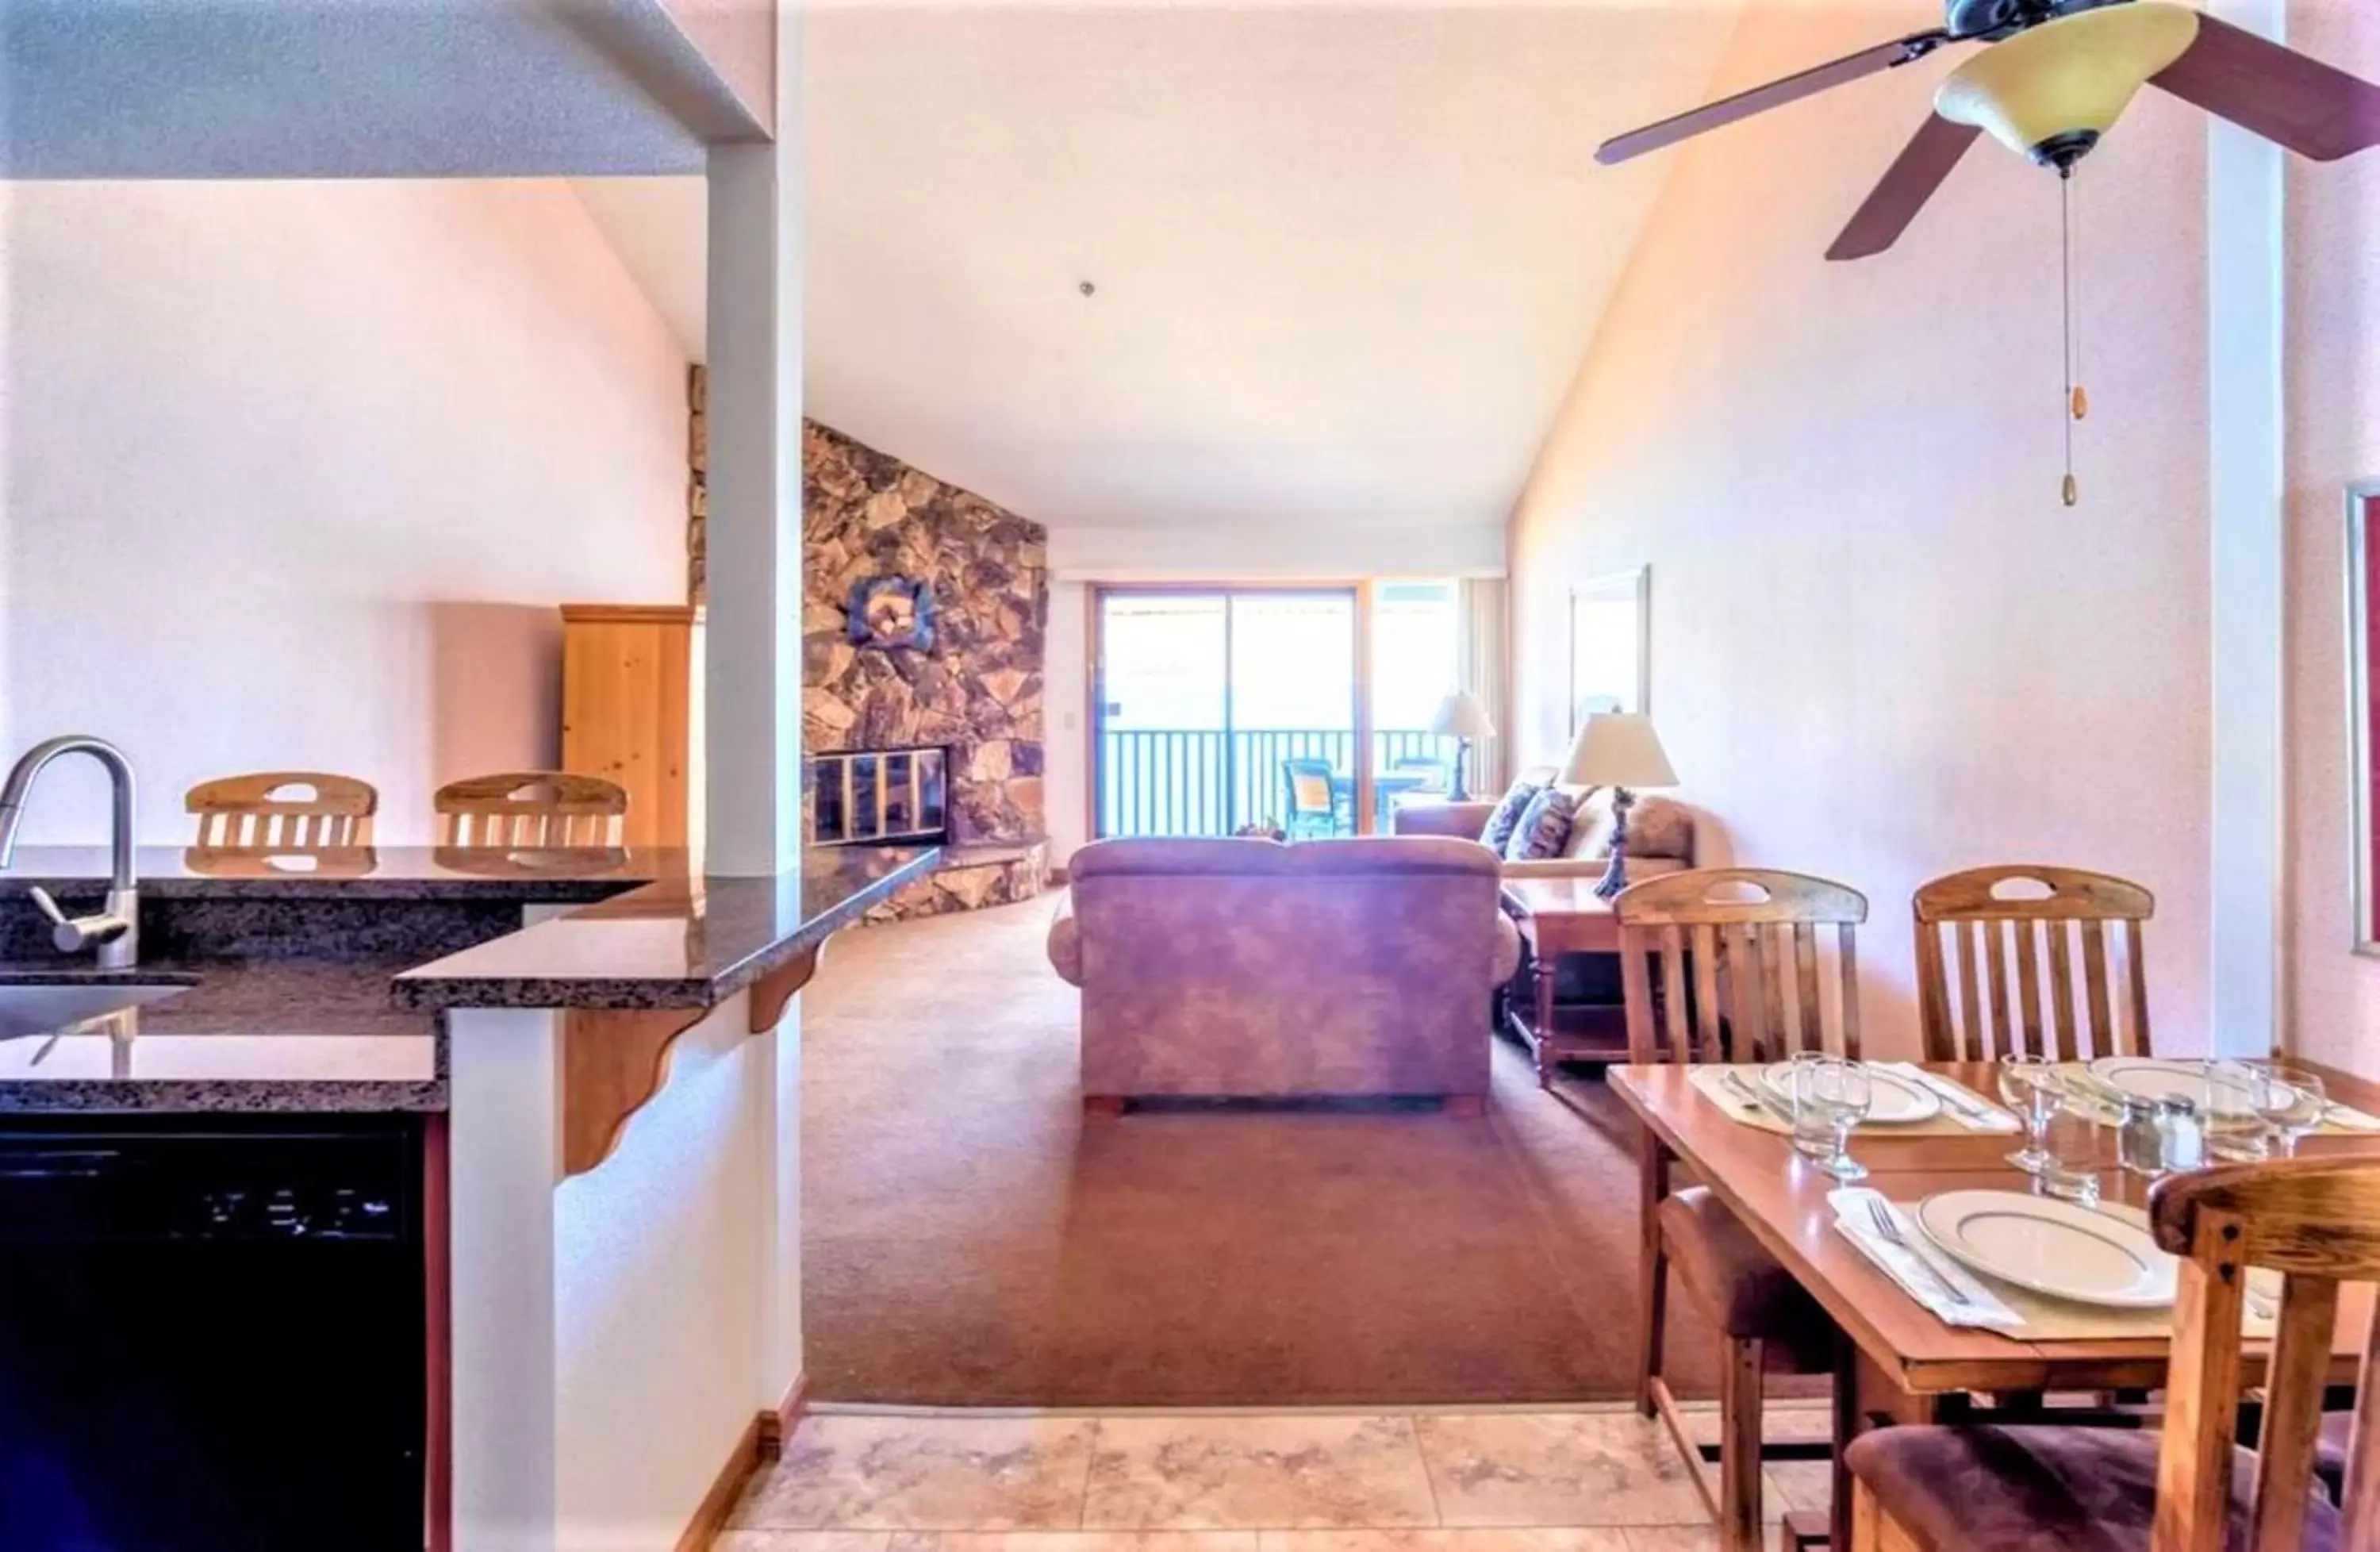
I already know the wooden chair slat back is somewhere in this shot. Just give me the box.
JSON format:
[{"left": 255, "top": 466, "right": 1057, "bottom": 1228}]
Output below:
[
  {"left": 434, "top": 772, "right": 628, "bottom": 849},
  {"left": 186, "top": 771, "right": 378, "bottom": 848},
  {"left": 2146, "top": 1158, "right": 2380, "bottom": 1552},
  {"left": 1913, "top": 865, "right": 2155, "bottom": 1062},
  {"left": 1615, "top": 868, "right": 1868, "bottom": 1066}
]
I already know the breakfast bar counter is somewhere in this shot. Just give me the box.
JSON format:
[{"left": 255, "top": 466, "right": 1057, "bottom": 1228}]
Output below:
[{"left": 0, "top": 839, "right": 942, "bottom": 1552}]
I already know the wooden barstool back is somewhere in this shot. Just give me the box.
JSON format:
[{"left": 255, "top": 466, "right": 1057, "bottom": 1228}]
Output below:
[
  {"left": 186, "top": 771, "right": 379, "bottom": 848},
  {"left": 434, "top": 772, "right": 628, "bottom": 849},
  {"left": 1616, "top": 866, "right": 1868, "bottom": 1066},
  {"left": 2148, "top": 1156, "right": 2380, "bottom": 1552},
  {"left": 1912, "top": 864, "right": 2154, "bottom": 1062}
]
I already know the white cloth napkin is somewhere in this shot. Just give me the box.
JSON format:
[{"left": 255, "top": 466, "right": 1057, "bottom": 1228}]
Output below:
[
  {"left": 1829, "top": 1187, "right": 2026, "bottom": 1331},
  {"left": 1879, "top": 1062, "right": 2021, "bottom": 1133},
  {"left": 2323, "top": 1101, "right": 2380, "bottom": 1132}
]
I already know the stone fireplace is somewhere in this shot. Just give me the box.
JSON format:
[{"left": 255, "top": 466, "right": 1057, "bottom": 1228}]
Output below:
[{"left": 803, "top": 421, "right": 1050, "bottom": 918}]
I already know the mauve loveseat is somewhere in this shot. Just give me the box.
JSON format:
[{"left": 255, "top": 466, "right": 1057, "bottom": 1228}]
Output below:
[{"left": 1046, "top": 836, "right": 1521, "bottom": 1110}]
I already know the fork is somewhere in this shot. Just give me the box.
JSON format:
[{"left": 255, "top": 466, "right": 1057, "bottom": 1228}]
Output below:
[{"left": 1864, "top": 1197, "right": 1971, "bottom": 1308}]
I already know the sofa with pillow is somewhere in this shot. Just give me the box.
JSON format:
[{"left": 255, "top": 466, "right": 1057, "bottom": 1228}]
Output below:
[
  {"left": 1391, "top": 765, "right": 1699, "bottom": 883},
  {"left": 1047, "top": 836, "right": 1522, "bottom": 1108}
]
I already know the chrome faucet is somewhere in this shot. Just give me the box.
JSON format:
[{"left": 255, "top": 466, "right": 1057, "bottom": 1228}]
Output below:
[{"left": 0, "top": 736, "right": 140, "bottom": 970}]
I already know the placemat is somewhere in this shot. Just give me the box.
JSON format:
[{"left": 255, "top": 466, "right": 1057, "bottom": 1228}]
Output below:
[
  {"left": 1883, "top": 1197, "right": 2278, "bottom": 1343},
  {"left": 2052, "top": 1061, "right": 2380, "bottom": 1135},
  {"left": 1687, "top": 1062, "right": 2012, "bottom": 1139}
]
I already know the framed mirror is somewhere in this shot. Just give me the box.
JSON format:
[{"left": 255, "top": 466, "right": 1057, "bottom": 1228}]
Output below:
[
  {"left": 2350, "top": 484, "right": 2380, "bottom": 954},
  {"left": 1569, "top": 567, "right": 1650, "bottom": 733}
]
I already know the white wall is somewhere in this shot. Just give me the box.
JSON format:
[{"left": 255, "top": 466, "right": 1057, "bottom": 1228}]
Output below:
[
  {"left": 451, "top": 989, "right": 800, "bottom": 1551},
  {"left": 555, "top": 1001, "right": 771, "bottom": 1549},
  {"left": 0, "top": 179, "right": 689, "bottom": 843},
  {"left": 1507, "top": 0, "right": 2212, "bottom": 1053},
  {"left": 1042, "top": 521, "right": 1506, "bottom": 862}
]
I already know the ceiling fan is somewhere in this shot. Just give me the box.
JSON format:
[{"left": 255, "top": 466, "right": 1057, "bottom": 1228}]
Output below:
[{"left": 1597, "top": 0, "right": 2380, "bottom": 261}]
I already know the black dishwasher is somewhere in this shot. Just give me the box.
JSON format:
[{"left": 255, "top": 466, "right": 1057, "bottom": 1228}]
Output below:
[{"left": 0, "top": 1116, "right": 428, "bottom": 1552}]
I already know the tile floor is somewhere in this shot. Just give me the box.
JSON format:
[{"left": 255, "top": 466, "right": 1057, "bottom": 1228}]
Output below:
[{"left": 721, "top": 1406, "right": 1835, "bottom": 1552}]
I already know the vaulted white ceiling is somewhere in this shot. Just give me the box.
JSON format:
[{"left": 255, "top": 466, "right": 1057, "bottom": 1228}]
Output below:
[{"left": 585, "top": 2, "right": 1747, "bottom": 535}]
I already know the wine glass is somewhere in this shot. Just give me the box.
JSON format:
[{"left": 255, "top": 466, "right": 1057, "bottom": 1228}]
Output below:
[
  {"left": 2251, "top": 1061, "right": 2328, "bottom": 1157},
  {"left": 1998, "top": 1055, "right": 2064, "bottom": 1175},
  {"left": 1793, "top": 1057, "right": 1874, "bottom": 1181},
  {"left": 2206, "top": 1059, "right": 2269, "bottom": 1162}
]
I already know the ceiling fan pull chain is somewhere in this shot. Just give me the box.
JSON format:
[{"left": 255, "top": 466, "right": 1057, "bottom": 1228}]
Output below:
[
  {"left": 2070, "top": 168, "right": 2087, "bottom": 424},
  {"left": 2060, "top": 167, "right": 2082, "bottom": 508}
]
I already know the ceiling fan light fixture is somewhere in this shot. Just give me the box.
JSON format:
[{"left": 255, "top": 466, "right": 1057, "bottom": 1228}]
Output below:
[{"left": 1935, "top": 2, "right": 2202, "bottom": 167}]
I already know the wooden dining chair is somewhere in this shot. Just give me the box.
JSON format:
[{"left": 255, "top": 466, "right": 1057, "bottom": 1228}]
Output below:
[
  {"left": 1847, "top": 1154, "right": 2378, "bottom": 1552},
  {"left": 185, "top": 771, "right": 378, "bottom": 847},
  {"left": 1912, "top": 864, "right": 2155, "bottom": 1062},
  {"left": 1618, "top": 867, "right": 1868, "bottom": 1552},
  {"left": 433, "top": 772, "right": 628, "bottom": 848}
]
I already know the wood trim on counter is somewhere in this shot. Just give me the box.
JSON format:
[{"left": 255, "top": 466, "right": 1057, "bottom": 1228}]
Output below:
[
  {"left": 561, "top": 1008, "right": 708, "bottom": 1177},
  {"left": 747, "top": 943, "right": 827, "bottom": 1035}
]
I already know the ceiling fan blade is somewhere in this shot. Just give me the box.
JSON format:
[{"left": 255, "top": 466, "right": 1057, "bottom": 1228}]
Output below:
[
  {"left": 1596, "top": 29, "right": 1954, "bottom": 166},
  {"left": 2151, "top": 14, "right": 2380, "bottom": 162},
  {"left": 1826, "top": 113, "right": 1984, "bottom": 262}
]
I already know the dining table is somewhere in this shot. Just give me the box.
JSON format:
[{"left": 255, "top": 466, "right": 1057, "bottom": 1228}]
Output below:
[{"left": 1610, "top": 1056, "right": 2380, "bottom": 1552}]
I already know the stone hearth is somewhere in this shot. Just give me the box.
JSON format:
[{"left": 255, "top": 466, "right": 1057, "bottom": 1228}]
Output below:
[{"left": 804, "top": 421, "right": 1049, "bottom": 920}]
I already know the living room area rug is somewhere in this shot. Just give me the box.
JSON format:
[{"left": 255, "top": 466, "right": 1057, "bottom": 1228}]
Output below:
[{"left": 800, "top": 895, "right": 1729, "bottom": 1407}]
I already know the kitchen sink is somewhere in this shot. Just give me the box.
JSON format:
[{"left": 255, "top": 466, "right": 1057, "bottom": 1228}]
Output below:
[{"left": 0, "top": 982, "right": 190, "bottom": 1042}]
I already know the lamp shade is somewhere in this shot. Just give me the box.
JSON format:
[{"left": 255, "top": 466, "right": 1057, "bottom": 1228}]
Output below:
[
  {"left": 1430, "top": 690, "right": 1496, "bottom": 741},
  {"left": 1560, "top": 712, "right": 1676, "bottom": 789}
]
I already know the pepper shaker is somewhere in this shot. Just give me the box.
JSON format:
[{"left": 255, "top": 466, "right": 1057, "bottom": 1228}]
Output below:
[{"left": 2117, "top": 1094, "right": 2167, "bottom": 1176}]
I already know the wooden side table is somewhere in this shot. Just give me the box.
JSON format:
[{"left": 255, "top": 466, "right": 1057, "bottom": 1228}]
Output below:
[{"left": 1499, "top": 878, "right": 1626, "bottom": 1086}]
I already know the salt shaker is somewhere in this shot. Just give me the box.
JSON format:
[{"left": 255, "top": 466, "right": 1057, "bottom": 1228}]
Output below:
[
  {"left": 2156, "top": 1094, "right": 2207, "bottom": 1173},
  {"left": 2117, "top": 1095, "right": 2167, "bottom": 1176}
]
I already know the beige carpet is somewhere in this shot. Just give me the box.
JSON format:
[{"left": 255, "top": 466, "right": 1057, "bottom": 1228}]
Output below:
[{"left": 800, "top": 895, "right": 1727, "bottom": 1408}]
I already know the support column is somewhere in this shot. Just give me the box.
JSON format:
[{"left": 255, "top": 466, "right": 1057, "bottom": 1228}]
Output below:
[
  {"left": 2206, "top": 0, "right": 2288, "bottom": 1057},
  {"left": 447, "top": 1008, "right": 563, "bottom": 1552},
  {"left": 704, "top": 115, "right": 803, "bottom": 875}
]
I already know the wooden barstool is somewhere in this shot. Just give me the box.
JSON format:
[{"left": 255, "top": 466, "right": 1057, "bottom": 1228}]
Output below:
[
  {"left": 1912, "top": 864, "right": 2154, "bottom": 1061},
  {"left": 1619, "top": 867, "right": 1866, "bottom": 1552},
  {"left": 433, "top": 772, "right": 628, "bottom": 848},
  {"left": 185, "top": 771, "right": 379, "bottom": 848}
]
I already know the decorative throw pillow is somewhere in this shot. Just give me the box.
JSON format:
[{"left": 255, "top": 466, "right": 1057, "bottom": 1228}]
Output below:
[
  {"left": 1479, "top": 781, "right": 1541, "bottom": 853},
  {"left": 1503, "top": 786, "right": 1581, "bottom": 862}
]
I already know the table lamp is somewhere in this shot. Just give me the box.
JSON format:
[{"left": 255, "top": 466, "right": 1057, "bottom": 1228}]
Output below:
[
  {"left": 1429, "top": 691, "right": 1497, "bottom": 801},
  {"left": 1560, "top": 712, "right": 1677, "bottom": 898}
]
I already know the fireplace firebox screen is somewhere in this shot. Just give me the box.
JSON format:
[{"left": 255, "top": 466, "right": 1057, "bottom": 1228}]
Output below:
[{"left": 812, "top": 745, "right": 949, "bottom": 846}]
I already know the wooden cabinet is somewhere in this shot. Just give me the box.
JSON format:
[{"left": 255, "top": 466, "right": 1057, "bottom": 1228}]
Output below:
[{"left": 559, "top": 604, "right": 704, "bottom": 851}]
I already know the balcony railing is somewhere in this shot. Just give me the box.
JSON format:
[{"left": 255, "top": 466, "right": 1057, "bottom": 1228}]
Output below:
[{"left": 1097, "top": 728, "right": 1456, "bottom": 839}]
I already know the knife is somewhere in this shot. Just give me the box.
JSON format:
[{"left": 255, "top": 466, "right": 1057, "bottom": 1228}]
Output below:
[{"left": 1722, "top": 1069, "right": 1798, "bottom": 1126}]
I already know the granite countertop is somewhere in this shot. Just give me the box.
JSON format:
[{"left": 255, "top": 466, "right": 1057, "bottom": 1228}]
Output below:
[
  {"left": 2, "top": 843, "right": 681, "bottom": 901},
  {"left": 0, "top": 843, "right": 940, "bottom": 1113},
  {"left": 393, "top": 844, "right": 941, "bottom": 1010},
  {"left": 0, "top": 959, "right": 442, "bottom": 1114}
]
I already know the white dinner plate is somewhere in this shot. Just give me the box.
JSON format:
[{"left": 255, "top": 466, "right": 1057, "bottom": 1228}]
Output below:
[
  {"left": 2082, "top": 1057, "right": 2263, "bottom": 1131},
  {"left": 1760, "top": 1061, "right": 1941, "bottom": 1126},
  {"left": 1915, "top": 1189, "right": 2178, "bottom": 1308},
  {"left": 2085, "top": 1057, "right": 2221, "bottom": 1105}
]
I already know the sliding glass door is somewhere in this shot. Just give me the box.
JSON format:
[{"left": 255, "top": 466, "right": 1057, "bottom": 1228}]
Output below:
[{"left": 1094, "top": 588, "right": 1358, "bottom": 839}]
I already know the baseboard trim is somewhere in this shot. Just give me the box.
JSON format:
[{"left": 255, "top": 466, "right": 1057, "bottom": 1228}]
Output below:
[
  {"left": 676, "top": 1412, "right": 764, "bottom": 1552},
  {"left": 678, "top": 1376, "right": 808, "bottom": 1551},
  {"left": 1046, "top": 866, "right": 1069, "bottom": 886},
  {"left": 758, "top": 1372, "right": 812, "bottom": 1461}
]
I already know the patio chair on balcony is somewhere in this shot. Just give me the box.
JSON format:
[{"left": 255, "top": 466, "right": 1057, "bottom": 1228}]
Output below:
[
  {"left": 1392, "top": 754, "right": 1451, "bottom": 794},
  {"left": 1280, "top": 756, "right": 1343, "bottom": 839}
]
